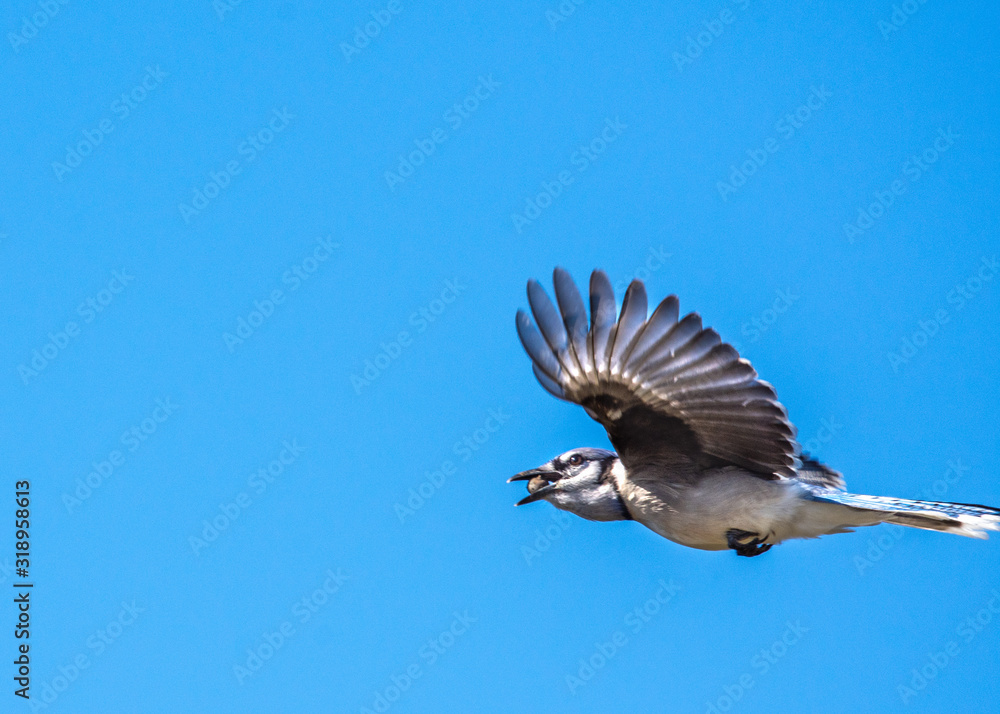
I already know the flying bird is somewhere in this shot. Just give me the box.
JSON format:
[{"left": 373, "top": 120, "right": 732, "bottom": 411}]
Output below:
[{"left": 510, "top": 269, "right": 1000, "bottom": 556}]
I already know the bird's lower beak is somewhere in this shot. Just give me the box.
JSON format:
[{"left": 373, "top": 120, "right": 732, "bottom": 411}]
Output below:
[{"left": 515, "top": 479, "right": 559, "bottom": 506}]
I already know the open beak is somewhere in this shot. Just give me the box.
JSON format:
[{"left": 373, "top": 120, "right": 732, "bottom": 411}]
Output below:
[{"left": 509, "top": 466, "right": 560, "bottom": 506}]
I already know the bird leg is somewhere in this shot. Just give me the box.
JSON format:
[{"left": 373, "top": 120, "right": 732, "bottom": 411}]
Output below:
[{"left": 726, "top": 529, "right": 773, "bottom": 557}]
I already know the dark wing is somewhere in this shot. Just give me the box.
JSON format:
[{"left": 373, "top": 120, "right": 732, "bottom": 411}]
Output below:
[{"left": 516, "top": 268, "right": 801, "bottom": 480}]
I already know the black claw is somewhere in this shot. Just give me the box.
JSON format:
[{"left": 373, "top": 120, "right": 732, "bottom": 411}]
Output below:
[{"left": 726, "top": 529, "right": 773, "bottom": 557}]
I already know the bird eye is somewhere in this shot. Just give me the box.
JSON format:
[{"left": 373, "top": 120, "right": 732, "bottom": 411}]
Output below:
[{"left": 568, "top": 454, "right": 584, "bottom": 466}]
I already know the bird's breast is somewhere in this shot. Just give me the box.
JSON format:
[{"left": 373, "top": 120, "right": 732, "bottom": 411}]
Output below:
[{"left": 614, "top": 465, "right": 804, "bottom": 551}]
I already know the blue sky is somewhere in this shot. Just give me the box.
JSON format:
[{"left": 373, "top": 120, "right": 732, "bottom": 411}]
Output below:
[{"left": 2, "top": 1, "right": 999, "bottom": 712}]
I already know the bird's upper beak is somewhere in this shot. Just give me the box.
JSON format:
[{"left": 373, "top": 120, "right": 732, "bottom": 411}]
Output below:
[
  {"left": 509, "top": 466, "right": 560, "bottom": 506},
  {"left": 508, "top": 467, "right": 553, "bottom": 483}
]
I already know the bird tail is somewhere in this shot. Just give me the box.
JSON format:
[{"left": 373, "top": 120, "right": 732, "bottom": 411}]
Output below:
[{"left": 804, "top": 488, "right": 1000, "bottom": 539}]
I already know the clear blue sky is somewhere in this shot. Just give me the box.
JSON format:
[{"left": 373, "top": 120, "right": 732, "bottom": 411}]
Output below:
[{"left": 3, "top": 1, "right": 999, "bottom": 712}]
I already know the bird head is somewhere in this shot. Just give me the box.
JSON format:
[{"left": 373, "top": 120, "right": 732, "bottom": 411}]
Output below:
[{"left": 508, "top": 447, "right": 631, "bottom": 521}]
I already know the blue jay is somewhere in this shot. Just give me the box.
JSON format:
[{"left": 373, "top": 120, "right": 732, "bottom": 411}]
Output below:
[{"left": 510, "top": 269, "right": 1000, "bottom": 556}]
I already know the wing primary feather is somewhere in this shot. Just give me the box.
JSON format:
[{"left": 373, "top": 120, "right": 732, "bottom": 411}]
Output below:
[
  {"left": 527, "top": 280, "right": 571, "bottom": 370},
  {"left": 516, "top": 310, "right": 562, "bottom": 381},
  {"left": 677, "top": 386, "right": 782, "bottom": 407},
  {"left": 683, "top": 403, "right": 787, "bottom": 420},
  {"left": 532, "top": 363, "right": 566, "bottom": 400},
  {"left": 553, "top": 267, "right": 590, "bottom": 378},
  {"left": 623, "top": 295, "right": 680, "bottom": 374},
  {"left": 640, "top": 313, "right": 704, "bottom": 372},
  {"left": 651, "top": 363, "right": 757, "bottom": 394},
  {"left": 610, "top": 279, "right": 648, "bottom": 376},
  {"left": 588, "top": 271, "right": 616, "bottom": 379},
  {"left": 643, "top": 329, "right": 724, "bottom": 382}
]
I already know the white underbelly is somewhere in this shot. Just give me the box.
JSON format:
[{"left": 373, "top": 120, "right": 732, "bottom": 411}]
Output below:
[{"left": 618, "top": 469, "right": 807, "bottom": 551}]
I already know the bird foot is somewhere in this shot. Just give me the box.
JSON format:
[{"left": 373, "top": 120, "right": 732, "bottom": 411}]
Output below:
[{"left": 726, "top": 529, "right": 772, "bottom": 557}]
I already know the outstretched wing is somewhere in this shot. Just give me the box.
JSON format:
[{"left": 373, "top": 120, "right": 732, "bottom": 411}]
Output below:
[{"left": 516, "top": 268, "right": 801, "bottom": 480}]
